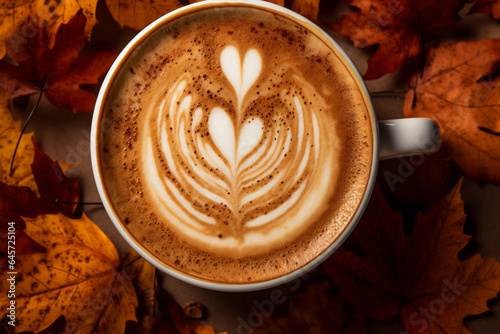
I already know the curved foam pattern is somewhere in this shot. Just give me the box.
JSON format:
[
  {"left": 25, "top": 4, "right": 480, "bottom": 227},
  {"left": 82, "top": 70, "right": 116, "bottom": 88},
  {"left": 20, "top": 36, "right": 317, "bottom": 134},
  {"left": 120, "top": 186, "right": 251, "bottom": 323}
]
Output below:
[{"left": 98, "top": 6, "right": 373, "bottom": 283}]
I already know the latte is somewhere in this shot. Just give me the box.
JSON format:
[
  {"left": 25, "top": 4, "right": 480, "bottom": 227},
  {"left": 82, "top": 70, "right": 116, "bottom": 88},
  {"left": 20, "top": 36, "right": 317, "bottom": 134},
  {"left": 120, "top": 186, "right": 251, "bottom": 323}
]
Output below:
[{"left": 96, "top": 5, "right": 373, "bottom": 283}]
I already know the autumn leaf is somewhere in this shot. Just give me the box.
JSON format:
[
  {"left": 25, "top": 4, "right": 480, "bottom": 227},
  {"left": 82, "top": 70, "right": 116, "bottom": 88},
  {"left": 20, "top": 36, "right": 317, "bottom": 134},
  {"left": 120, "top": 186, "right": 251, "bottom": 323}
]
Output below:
[
  {"left": 328, "top": 0, "right": 473, "bottom": 79},
  {"left": 0, "top": 10, "right": 117, "bottom": 112},
  {"left": 106, "top": 0, "right": 184, "bottom": 31},
  {"left": 0, "top": 213, "right": 138, "bottom": 333},
  {"left": 471, "top": 0, "right": 500, "bottom": 18},
  {"left": 404, "top": 39, "right": 500, "bottom": 183},
  {"left": 323, "top": 180, "right": 500, "bottom": 334},
  {"left": 0, "top": 0, "right": 99, "bottom": 59},
  {"left": 253, "top": 281, "right": 367, "bottom": 334},
  {"left": 0, "top": 92, "right": 34, "bottom": 187}
]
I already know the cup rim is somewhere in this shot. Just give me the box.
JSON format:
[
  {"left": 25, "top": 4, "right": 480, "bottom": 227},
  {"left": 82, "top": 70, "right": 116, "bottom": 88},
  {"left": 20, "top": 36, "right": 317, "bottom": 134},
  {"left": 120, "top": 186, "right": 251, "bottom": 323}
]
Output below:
[{"left": 90, "top": 0, "right": 379, "bottom": 292}]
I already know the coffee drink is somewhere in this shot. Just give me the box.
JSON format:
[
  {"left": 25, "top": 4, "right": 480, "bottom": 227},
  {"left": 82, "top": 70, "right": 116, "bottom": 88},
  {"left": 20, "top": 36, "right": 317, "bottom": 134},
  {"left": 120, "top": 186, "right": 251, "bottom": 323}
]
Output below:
[{"left": 96, "top": 4, "right": 373, "bottom": 283}]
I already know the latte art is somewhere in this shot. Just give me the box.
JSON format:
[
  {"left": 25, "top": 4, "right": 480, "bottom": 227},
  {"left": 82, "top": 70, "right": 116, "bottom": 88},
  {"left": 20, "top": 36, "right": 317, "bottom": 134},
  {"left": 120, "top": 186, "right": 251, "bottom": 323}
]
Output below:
[
  {"left": 142, "top": 46, "right": 337, "bottom": 253},
  {"left": 97, "top": 6, "right": 373, "bottom": 283}
]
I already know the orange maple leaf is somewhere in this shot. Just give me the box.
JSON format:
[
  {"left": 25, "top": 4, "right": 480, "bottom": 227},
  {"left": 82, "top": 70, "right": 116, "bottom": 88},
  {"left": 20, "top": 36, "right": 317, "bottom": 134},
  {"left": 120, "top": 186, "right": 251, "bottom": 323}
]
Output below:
[
  {"left": 404, "top": 39, "right": 500, "bottom": 183},
  {"left": 328, "top": 0, "right": 473, "bottom": 79},
  {"left": 0, "top": 10, "right": 117, "bottom": 112},
  {"left": 0, "top": 213, "right": 138, "bottom": 333},
  {"left": 0, "top": 0, "right": 99, "bottom": 59},
  {"left": 323, "top": 180, "right": 500, "bottom": 334}
]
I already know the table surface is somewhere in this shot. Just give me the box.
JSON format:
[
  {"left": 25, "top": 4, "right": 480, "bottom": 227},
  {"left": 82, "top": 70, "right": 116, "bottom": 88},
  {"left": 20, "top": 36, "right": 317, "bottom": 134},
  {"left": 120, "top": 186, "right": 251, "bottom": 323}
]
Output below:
[{"left": 13, "top": 1, "right": 500, "bottom": 333}]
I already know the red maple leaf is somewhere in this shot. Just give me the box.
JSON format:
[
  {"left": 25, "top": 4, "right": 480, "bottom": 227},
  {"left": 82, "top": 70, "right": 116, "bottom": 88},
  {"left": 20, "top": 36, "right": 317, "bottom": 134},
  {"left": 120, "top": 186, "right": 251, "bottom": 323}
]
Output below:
[
  {"left": 0, "top": 183, "right": 50, "bottom": 255},
  {"left": 323, "top": 181, "right": 500, "bottom": 333},
  {"left": 31, "top": 139, "right": 80, "bottom": 217},
  {"left": 327, "top": 0, "right": 473, "bottom": 79},
  {"left": 0, "top": 10, "right": 117, "bottom": 112}
]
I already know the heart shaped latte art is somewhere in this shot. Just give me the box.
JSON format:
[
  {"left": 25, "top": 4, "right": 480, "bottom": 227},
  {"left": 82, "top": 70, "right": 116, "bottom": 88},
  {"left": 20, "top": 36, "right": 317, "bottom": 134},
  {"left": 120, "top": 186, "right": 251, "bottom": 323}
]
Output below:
[
  {"left": 220, "top": 46, "right": 262, "bottom": 108},
  {"left": 208, "top": 107, "right": 264, "bottom": 171},
  {"left": 140, "top": 46, "right": 337, "bottom": 252}
]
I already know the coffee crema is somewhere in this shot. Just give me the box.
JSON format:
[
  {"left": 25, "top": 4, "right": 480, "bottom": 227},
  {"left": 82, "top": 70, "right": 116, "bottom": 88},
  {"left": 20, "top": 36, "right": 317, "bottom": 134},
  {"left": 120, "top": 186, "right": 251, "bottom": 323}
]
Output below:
[{"left": 97, "top": 5, "right": 373, "bottom": 283}]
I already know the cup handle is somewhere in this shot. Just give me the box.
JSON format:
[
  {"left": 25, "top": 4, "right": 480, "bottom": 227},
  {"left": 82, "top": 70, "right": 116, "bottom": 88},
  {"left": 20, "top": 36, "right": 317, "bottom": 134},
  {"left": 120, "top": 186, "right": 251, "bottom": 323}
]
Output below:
[{"left": 378, "top": 118, "right": 441, "bottom": 160}]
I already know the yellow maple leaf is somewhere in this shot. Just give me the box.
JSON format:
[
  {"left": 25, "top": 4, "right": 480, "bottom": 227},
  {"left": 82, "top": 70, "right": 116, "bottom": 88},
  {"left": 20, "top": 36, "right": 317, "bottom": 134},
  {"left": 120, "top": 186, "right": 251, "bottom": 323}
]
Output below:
[
  {"left": 0, "top": 213, "right": 138, "bottom": 333},
  {"left": 0, "top": 0, "right": 98, "bottom": 58},
  {"left": 0, "top": 92, "right": 34, "bottom": 189}
]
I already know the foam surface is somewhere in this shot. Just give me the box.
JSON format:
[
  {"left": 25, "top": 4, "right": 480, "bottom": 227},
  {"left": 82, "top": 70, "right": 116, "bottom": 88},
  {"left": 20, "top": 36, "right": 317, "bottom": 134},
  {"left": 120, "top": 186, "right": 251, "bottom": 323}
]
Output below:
[{"left": 98, "top": 6, "right": 373, "bottom": 283}]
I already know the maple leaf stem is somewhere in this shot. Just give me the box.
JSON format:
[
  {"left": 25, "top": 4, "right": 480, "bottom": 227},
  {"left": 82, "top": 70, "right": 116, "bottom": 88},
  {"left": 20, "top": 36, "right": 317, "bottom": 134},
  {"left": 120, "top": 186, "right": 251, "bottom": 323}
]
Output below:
[
  {"left": 478, "top": 126, "right": 500, "bottom": 137},
  {"left": 118, "top": 255, "right": 143, "bottom": 271},
  {"left": 9, "top": 91, "right": 43, "bottom": 176}
]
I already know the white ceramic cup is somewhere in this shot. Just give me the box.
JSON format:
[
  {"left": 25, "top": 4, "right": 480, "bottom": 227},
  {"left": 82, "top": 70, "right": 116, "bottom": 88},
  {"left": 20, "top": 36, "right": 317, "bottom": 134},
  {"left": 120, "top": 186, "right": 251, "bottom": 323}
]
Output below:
[{"left": 91, "top": 0, "right": 440, "bottom": 292}]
